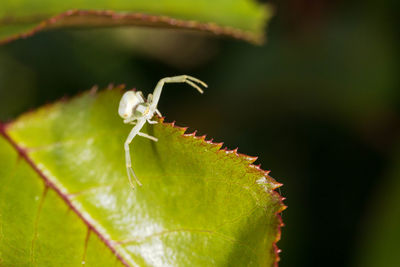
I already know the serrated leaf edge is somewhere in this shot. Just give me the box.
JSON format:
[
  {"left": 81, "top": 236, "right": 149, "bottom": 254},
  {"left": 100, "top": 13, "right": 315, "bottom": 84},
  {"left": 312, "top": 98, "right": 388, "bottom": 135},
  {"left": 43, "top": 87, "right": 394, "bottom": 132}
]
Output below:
[
  {"left": 162, "top": 117, "right": 286, "bottom": 266},
  {"left": 0, "top": 9, "right": 265, "bottom": 45},
  {"left": 1, "top": 86, "right": 286, "bottom": 266}
]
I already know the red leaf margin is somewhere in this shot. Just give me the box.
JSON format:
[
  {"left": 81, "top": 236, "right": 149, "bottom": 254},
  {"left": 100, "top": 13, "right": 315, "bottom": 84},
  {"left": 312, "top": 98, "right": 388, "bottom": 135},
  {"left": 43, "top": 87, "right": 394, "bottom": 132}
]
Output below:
[
  {"left": 0, "top": 85, "right": 286, "bottom": 266},
  {"left": 0, "top": 9, "right": 265, "bottom": 45},
  {"left": 164, "top": 118, "right": 286, "bottom": 266}
]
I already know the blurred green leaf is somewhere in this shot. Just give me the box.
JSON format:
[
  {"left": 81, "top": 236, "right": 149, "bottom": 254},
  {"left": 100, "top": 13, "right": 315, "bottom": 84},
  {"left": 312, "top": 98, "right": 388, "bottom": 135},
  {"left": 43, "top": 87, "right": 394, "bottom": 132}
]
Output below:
[
  {"left": 0, "top": 0, "right": 273, "bottom": 44},
  {"left": 355, "top": 144, "right": 400, "bottom": 267},
  {"left": 0, "top": 88, "right": 284, "bottom": 266}
]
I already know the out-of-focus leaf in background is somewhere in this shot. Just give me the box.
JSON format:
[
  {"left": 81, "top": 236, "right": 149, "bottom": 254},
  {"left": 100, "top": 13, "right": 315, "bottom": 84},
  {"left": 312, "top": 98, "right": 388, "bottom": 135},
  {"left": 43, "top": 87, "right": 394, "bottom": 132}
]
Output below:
[
  {"left": 0, "top": 0, "right": 273, "bottom": 44},
  {"left": 0, "top": 89, "right": 285, "bottom": 266},
  {"left": 354, "top": 143, "right": 400, "bottom": 267},
  {"left": 0, "top": 0, "right": 399, "bottom": 266}
]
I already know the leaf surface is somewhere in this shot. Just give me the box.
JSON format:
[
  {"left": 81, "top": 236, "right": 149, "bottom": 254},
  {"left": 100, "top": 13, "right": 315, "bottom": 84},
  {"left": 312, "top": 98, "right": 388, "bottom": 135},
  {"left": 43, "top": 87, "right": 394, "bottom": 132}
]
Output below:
[
  {"left": 0, "top": 88, "right": 284, "bottom": 266},
  {"left": 0, "top": 0, "right": 273, "bottom": 44}
]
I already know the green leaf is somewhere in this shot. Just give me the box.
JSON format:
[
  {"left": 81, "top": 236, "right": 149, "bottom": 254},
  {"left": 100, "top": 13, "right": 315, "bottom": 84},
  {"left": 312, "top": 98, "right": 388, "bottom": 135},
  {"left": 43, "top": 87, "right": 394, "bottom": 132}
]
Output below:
[
  {"left": 0, "top": 0, "right": 273, "bottom": 45},
  {"left": 0, "top": 88, "right": 284, "bottom": 266},
  {"left": 354, "top": 145, "right": 400, "bottom": 267}
]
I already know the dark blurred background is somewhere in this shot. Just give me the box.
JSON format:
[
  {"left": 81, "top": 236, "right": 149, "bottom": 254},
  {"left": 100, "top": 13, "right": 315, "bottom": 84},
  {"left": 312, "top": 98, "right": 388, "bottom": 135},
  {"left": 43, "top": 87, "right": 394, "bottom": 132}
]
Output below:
[{"left": 0, "top": 0, "right": 399, "bottom": 266}]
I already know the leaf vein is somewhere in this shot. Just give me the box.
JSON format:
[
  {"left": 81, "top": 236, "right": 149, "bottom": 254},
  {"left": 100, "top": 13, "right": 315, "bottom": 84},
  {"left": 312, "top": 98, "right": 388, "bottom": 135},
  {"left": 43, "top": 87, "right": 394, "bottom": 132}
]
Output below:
[{"left": 0, "top": 125, "right": 132, "bottom": 267}]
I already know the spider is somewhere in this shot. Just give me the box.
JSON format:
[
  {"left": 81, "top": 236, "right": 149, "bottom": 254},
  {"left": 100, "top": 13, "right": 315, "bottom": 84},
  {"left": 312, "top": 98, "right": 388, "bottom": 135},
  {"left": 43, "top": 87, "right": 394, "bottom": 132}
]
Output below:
[{"left": 118, "top": 75, "right": 208, "bottom": 188}]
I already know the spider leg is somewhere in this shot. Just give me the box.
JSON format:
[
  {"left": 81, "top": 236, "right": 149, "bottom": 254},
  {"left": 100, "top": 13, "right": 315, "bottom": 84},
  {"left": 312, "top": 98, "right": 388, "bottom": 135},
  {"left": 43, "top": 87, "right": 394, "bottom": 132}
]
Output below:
[
  {"left": 147, "top": 93, "right": 153, "bottom": 103},
  {"left": 155, "top": 109, "right": 162, "bottom": 117},
  {"left": 138, "top": 132, "right": 158, "bottom": 141},
  {"left": 124, "top": 116, "right": 137, "bottom": 124},
  {"left": 149, "top": 75, "right": 207, "bottom": 111},
  {"left": 124, "top": 118, "right": 147, "bottom": 188},
  {"left": 147, "top": 119, "right": 158, "bottom": 124},
  {"left": 136, "top": 91, "right": 146, "bottom": 102}
]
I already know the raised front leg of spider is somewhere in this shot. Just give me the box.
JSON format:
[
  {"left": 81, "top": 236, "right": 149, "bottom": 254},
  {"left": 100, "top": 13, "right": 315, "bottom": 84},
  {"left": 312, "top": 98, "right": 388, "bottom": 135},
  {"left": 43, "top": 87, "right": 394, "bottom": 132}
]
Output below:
[{"left": 118, "top": 75, "right": 208, "bottom": 189}]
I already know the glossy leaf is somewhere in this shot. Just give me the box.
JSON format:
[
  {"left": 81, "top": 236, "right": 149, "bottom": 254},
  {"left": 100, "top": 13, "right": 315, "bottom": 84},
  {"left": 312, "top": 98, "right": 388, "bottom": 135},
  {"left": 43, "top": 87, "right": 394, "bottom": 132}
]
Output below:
[
  {"left": 0, "top": 0, "right": 273, "bottom": 45},
  {"left": 0, "top": 88, "right": 284, "bottom": 266}
]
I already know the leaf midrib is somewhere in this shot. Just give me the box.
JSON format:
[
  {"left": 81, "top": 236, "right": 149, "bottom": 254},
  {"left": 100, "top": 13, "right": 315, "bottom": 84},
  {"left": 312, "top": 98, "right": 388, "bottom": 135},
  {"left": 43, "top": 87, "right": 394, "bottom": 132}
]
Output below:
[{"left": 0, "top": 124, "right": 131, "bottom": 267}]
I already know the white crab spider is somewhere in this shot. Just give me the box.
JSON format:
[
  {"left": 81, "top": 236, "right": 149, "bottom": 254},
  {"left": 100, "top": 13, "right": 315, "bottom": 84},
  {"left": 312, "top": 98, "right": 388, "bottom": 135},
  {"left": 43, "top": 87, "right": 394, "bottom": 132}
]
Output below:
[{"left": 118, "top": 75, "right": 207, "bottom": 189}]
